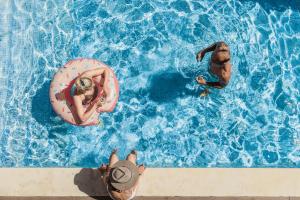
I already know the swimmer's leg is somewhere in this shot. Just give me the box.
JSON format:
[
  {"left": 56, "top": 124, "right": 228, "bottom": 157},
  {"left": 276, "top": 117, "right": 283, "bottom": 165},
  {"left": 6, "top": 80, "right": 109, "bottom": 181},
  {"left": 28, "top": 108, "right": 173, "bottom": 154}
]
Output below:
[{"left": 199, "top": 88, "right": 210, "bottom": 97}]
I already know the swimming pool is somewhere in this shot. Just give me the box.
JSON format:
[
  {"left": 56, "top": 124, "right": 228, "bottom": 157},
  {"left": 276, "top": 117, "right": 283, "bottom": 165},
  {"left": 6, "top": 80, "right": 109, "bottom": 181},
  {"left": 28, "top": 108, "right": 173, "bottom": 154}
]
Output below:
[{"left": 0, "top": 0, "right": 300, "bottom": 167}]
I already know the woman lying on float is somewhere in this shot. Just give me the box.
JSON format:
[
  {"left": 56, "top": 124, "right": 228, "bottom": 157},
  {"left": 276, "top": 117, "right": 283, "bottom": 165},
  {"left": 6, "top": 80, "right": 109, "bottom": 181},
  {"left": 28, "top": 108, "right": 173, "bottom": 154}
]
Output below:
[
  {"left": 72, "top": 68, "right": 110, "bottom": 123},
  {"left": 50, "top": 58, "right": 119, "bottom": 126}
]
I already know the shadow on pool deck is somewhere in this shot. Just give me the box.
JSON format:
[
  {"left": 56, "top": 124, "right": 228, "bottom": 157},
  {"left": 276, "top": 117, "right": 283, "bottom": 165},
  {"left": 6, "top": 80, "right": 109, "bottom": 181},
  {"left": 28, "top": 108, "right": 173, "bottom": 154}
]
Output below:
[
  {"left": 74, "top": 168, "right": 109, "bottom": 200},
  {"left": 147, "top": 72, "right": 198, "bottom": 103}
]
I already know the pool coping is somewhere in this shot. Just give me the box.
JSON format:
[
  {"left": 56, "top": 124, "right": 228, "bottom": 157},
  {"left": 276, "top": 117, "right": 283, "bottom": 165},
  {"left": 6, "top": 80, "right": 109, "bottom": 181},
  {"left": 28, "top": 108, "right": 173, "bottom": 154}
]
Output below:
[{"left": 0, "top": 168, "right": 299, "bottom": 197}]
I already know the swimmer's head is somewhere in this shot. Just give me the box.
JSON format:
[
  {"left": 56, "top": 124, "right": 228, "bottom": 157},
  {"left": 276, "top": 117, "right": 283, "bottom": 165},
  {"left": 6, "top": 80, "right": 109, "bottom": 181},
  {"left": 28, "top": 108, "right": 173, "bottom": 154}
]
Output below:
[
  {"left": 75, "top": 77, "right": 93, "bottom": 93},
  {"left": 217, "top": 42, "right": 229, "bottom": 49}
]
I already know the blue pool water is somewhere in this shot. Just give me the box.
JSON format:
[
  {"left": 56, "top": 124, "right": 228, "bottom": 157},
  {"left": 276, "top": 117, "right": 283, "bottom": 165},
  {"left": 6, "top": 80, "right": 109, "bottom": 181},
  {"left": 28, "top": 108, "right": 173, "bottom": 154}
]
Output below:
[{"left": 0, "top": 0, "right": 300, "bottom": 167}]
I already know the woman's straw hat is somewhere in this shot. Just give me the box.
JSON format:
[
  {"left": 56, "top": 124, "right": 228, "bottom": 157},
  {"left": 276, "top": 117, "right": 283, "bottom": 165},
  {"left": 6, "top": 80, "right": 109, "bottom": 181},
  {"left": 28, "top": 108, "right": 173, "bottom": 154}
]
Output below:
[{"left": 109, "top": 160, "right": 139, "bottom": 191}]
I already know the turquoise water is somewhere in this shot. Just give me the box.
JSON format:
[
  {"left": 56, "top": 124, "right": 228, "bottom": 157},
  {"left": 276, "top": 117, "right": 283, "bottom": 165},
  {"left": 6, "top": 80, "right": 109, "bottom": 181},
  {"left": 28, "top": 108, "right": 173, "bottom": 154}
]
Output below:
[{"left": 0, "top": 0, "right": 300, "bottom": 167}]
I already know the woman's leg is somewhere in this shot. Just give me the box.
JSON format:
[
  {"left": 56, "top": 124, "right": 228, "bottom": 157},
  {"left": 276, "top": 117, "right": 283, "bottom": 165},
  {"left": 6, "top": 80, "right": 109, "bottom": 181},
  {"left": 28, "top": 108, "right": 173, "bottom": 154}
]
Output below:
[
  {"left": 126, "top": 150, "right": 137, "bottom": 165},
  {"left": 108, "top": 149, "right": 119, "bottom": 167}
]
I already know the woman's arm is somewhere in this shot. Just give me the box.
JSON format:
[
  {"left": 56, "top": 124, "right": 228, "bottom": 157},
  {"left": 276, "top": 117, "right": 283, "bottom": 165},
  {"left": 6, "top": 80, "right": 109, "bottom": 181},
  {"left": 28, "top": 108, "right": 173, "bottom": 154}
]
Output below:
[
  {"left": 102, "top": 69, "right": 110, "bottom": 97},
  {"left": 73, "top": 95, "right": 100, "bottom": 123},
  {"left": 79, "top": 68, "right": 106, "bottom": 79}
]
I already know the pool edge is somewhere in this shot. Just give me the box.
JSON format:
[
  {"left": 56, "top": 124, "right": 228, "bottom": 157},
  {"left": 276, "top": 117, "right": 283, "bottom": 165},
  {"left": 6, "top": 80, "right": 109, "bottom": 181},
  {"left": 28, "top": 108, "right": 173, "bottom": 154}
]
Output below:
[{"left": 0, "top": 168, "right": 299, "bottom": 197}]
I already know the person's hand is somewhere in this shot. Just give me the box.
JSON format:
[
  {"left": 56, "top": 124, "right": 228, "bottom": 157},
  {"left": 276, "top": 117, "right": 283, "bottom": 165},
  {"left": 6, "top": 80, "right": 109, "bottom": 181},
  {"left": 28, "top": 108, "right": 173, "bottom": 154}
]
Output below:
[
  {"left": 99, "top": 96, "right": 106, "bottom": 104},
  {"left": 196, "top": 50, "right": 205, "bottom": 62},
  {"left": 96, "top": 100, "right": 103, "bottom": 108},
  {"left": 98, "top": 164, "right": 107, "bottom": 175},
  {"left": 138, "top": 164, "right": 146, "bottom": 175},
  {"left": 196, "top": 76, "right": 207, "bottom": 85},
  {"left": 200, "top": 88, "right": 210, "bottom": 97}
]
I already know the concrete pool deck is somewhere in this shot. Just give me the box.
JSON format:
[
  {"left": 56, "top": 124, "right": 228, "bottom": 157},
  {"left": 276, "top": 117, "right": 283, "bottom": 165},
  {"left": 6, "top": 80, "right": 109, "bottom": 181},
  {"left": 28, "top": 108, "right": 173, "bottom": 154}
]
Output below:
[{"left": 0, "top": 168, "right": 300, "bottom": 198}]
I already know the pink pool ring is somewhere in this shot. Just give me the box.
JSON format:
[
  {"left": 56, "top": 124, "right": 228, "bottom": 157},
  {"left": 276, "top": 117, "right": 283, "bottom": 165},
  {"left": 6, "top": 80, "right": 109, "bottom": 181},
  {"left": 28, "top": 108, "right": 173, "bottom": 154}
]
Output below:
[{"left": 49, "top": 58, "right": 119, "bottom": 126}]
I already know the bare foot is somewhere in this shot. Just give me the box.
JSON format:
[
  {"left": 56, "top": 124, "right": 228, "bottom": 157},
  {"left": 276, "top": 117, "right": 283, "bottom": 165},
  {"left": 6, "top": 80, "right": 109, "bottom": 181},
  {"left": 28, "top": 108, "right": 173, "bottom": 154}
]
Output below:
[
  {"left": 112, "top": 148, "right": 118, "bottom": 154},
  {"left": 131, "top": 150, "right": 137, "bottom": 156},
  {"left": 200, "top": 88, "right": 210, "bottom": 97},
  {"left": 97, "top": 119, "right": 104, "bottom": 127},
  {"left": 196, "top": 76, "right": 207, "bottom": 85}
]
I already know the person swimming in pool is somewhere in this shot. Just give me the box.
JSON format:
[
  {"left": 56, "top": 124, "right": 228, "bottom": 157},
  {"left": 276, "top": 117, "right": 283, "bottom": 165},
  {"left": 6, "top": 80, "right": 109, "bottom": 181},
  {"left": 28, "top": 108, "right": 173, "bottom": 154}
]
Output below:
[
  {"left": 73, "top": 68, "right": 110, "bottom": 123},
  {"left": 196, "top": 41, "right": 231, "bottom": 92}
]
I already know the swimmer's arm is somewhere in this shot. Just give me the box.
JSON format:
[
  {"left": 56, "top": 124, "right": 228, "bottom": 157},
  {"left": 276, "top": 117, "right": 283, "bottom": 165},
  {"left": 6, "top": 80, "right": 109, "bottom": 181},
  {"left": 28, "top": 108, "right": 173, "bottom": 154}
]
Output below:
[
  {"left": 73, "top": 95, "right": 98, "bottom": 123},
  {"left": 201, "top": 42, "right": 219, "bottom": 53},
  {"left": 197, "top": 42, "right": 218, "bottom": 61}
]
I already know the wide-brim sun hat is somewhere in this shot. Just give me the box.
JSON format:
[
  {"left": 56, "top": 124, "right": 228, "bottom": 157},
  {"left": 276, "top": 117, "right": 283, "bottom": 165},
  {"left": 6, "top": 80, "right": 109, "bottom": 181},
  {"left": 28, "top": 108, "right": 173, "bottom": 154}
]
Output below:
[{"left": 109, "top": 160, "right": 139, "bottom": 191}]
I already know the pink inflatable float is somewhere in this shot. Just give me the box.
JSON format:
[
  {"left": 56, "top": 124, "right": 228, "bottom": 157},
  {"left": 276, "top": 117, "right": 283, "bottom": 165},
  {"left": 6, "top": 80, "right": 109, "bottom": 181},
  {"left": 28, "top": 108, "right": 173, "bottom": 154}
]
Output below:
[{"left": 49, "top": 58, "right": 119, "bottom": 126}]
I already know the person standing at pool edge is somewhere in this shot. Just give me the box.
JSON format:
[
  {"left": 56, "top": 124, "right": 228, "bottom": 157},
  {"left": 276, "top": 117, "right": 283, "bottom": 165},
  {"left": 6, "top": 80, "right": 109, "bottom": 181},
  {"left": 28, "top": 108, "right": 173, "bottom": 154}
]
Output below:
[
  {"left": 196, "top": 41, "right": 232, "bottom": 89},
  {"left": 99, "top": 149, "right": 145, "bottom": 200}
]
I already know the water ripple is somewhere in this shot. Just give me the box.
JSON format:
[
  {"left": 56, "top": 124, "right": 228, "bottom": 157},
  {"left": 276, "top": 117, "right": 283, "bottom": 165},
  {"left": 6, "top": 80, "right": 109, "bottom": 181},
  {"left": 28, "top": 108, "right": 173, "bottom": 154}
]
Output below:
[{"left": 0, "top": 0, "right": 300, "bottom": 167}]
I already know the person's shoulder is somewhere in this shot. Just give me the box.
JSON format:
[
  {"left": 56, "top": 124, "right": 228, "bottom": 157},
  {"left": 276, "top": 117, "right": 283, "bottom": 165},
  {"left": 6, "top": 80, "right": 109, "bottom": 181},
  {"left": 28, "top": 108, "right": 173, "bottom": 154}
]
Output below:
[
  {"left": 222, "top": 63, "right": 231, "bottom": 75},
  {"left": 224, "top": 62, "right": 232, "bottom": 69}
]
